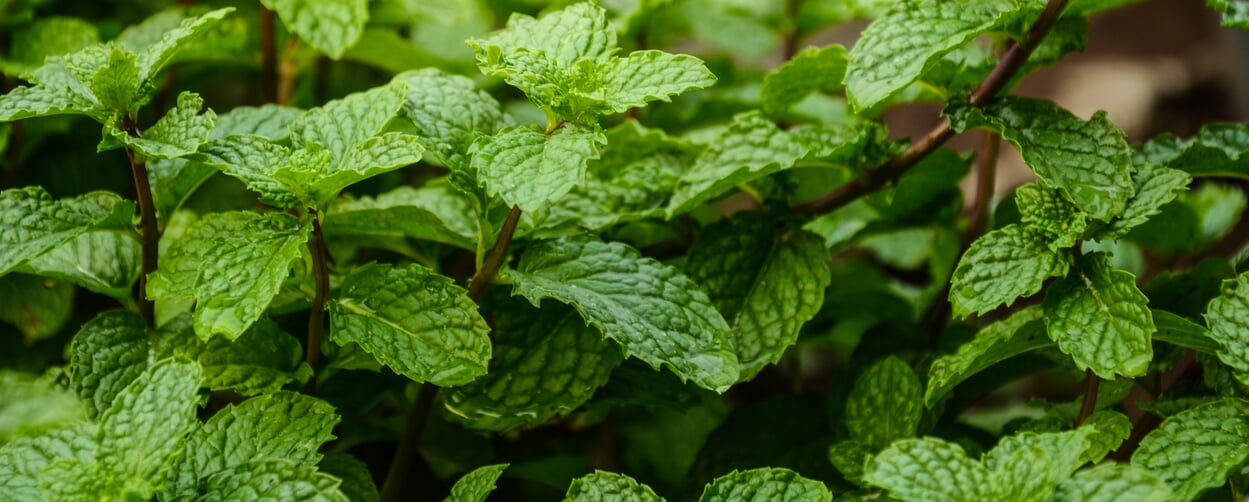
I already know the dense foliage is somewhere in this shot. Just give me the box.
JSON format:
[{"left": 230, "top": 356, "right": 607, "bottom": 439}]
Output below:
[{"left": 2, "top": 0, "right": 1249, "bottom": 499}]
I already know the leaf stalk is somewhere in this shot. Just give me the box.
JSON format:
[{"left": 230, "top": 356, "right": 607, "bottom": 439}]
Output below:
[{"left": 122, "top": 115, "right": 159, "bottom": 327}]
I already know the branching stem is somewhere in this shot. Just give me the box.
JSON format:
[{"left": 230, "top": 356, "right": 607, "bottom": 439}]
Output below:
[
  {"left": 467, "top": 204, "right": 523, "bottom": 302},
  {"left": 122, "top": 116, "right": 158, "bottom": 327},
  {"left": 303, "top": 210, "right": 330, "bottom": 393}
]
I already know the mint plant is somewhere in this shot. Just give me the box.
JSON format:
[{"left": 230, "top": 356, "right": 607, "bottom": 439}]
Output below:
[{"left": 3, "top": 0, "right": 1249, "bottom": 500}]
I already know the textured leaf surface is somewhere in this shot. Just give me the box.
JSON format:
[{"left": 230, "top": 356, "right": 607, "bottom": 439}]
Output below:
[
  {"left": 844, "top": 356, "right": 922, "bottom": 449},
  {"left": 1095, "top": 163, "right": 1191, "bottom": 240},
  {"left": 926, "top": 307, "right": 1048, "bottom": 406},
  {"left": 22, "top": 230, "right": 141, "bottom": 299},
  {"left": 827, "top": 440, "right": 871, "bottom": 483},
  {"left": 984, "top": 428, "right": 1091, "bottom": 501},
  {"left": 949, "top": 97, "right": 1134, "bottom": 220},
  {"left": 0, "top": 187, "right": 135, "bottom": 275},
  {"left": 471, "top": 125, "right": 604, "bottom": 213},
  {"left": 444, "top": 305, "right": 622, "bottom": 431},
  {"left": 290, "top": 80, "right": 406, "bottom": 163},
  {"left": 0, "top": 83, "right": 86, "bottom": 121},
  {"left": 395, "top": 68, "right": 507, "bottom": 169},
  {"left": 1203, "top": 271, "right": 1249, "bottom": 386},
  {"left": 949, "top": 224, "right": 1071, "bottom": 317},
  {"left": 1016, "top": 182, "right": 1087, "bottom": 250},
  {"left": 864, "top": 437, "right": 993, "bottom": 501},
  {"left": 260, "top": 0, "right": 366, "bottom": 58},
  {"left": 299, "top": 132, "right": 426, "bottom": 205},
  {"left": 330, "top": 263, "right": 491, "bottom": 386},
  {"left": 468, "top": 2, "right": 614, "bottom": 100},
  {"left": 162, "top": 391, "right": 339, "bottom": 500},
  {"left": 113, "top": 91, "right": 215, "bottom": 159},
  {"left": 845, "top": 0, "right": 1012, "bottom": 111},
  {"left": 326, "top": 184, "right": 479, "bottom": 250},
  {"left": 510, "top": 238, "right": 739, "bottom": 392},
  {"left": 1131, "top": 398, "right": 1249, "bottom": 501},
  {"left": 445, "top": 464, "right": 508, "bottom": 502},
  {"left": 1152, "top": 309, "right": 1220, "bottom": 354},
  {"left": 1052, "top": 463, "right": 1172, "bottom": 502},
  {"left": 197, "top": 460, "right": 347, "bottom": 502},
  {"left": 564, "top": 471, "right": 663, "bottom": 502},
  {"left": 1137, "top": 123, "right": 1249, "bottom": 178},
  {"left": 594, "top": 50, "right": 716, "bottom": 114},
  {"left": 684, "top": 216, "right": 830, "bottom": 381},
  {"left": 0, "top": 423, "right": 97, "bottom": 500},
  {"left": 135, "top": 7, "right": 234, "bottom": 82},
  {"left": 698, "top": 467, "right": 831, "bottom": 502},
  {"left": 667, "top": 112, "right": 809, "bottom": 217},
  {"left": 1043, "top": 253, "right": 1154, "bottom": 378},
  {"left": 156, "top": 316, "right": 309, "bottom": 396},
  {"left": 194, "top": 134, "right": 297, "bottom": 207},
  {"left": 760, "top": 45, "right": 847, "bottom": 115},
  {"left": 70, "top": 310, "right": 150, "bottom": 418}
]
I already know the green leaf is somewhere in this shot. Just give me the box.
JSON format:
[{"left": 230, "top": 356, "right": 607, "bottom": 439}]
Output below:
[
  {"left": 88, "top": 47, "right": 142, "bottom": 115},
  {"left": 301, "top": 132, "right": 426, "bottom": 204},
  {"left": 667, "top": 112, "right": 809, "bottom": 217},
  {"left": 1, "top": 16, "right": 99, "bottom": 77},
  {"left": 845, "top": 356, "right": 922, "bottom": 449},
  {"left": 146, "top": 211, "right": 310, "bottom": 340},
  {"left": 863, "top": 437, "right": 993, "bottom": 501},
  {"left": 212, "top": 104, "right": 300, "bottom": 140},
  {"left": 1207, "top": 0, "right": 1249, "bottom": 30},
  {"left": 135, "top": 7, "right": 235, "bottom": 82},
  {"left": 1203, "top": 271, "right": 1249, "bottom": 387},
  {"left": 925, "top": 307, "right": 1049, "bottom": 406},
  {"left": 319, "top": 453, "right": 379, "bottom": 502},
  {"left": 444, "top": 304, "right": 623, "bottom": 431},
  {"left": 1080, "top": 410, "right": 1132, "bottom": 464},
  {"left": 1015, "top": 182, "right": 1086, "bottom": 251},
  {"left": 0, "top": 187, "right": 135, "bottom": 276},
  {"left": 509, "top": 238, "right": 739, "bottom": 393},
  {"left": 593, "top": 50, "right": 717, "bottom": 114},
  {"left": 827, "top": 440, "right": 871, "bottom": 484},
  {"left": 0, "top": 83, "right": 87, "bottom": 121},
  {"left": 468, "top": 2, "right": 616, "bottom": 90},
  {"left": 109, "top": 91, "right": 215, "bottom": 159},
  {"left": 329, "top": 263, "right": 491, "bottom": 386},
  {"left": 949, "top": 224, "right": 1071, "bottom": 317},
  {"left": 564, "top": 471, "right": 664, "bottom": 502},
  {"left": 0, "top": 371, "right": 85, "bottom": 442},
  {"left": 194, "top": 134, "right": 298, "bottom": 207},
  {"left": 196, "top": 459, "right": 348, "bottom": 501},
  {"left": 0, "top": 273, "right": 73, "bottom": 343},
  {"left": 1052, "top": 463, "right": 1172, "bottom": 502},
  {"left": 1137, "top": 123, "right": 1249, "bottom": 178},
  {"left": 471, "top": 125, "right": 604, "bottom": 213},
  {"left": 70, "top": 310, "right": 149, "bottom": 418},
  {"left": 21, "top": 230, "right": 141, "bottom": 300},
  {"left": 698, "top": 467, "right": 831, "bottom": 501},
  {"left": 260, "top": 0, "right": 366, "bottom": 59},
  {"left": 445, "top": 464, "right": 508, "bottom": 502},
  {"left": 290, "top": 80, "right": 406, "bottom": 163},
  {"left": 155, "top": 315, "right": 310, "bottom": 396},
  {"left": 684, "top": 216, "right": 830, "bottom": 381},
  {"left": 844, "top": 0, "right": 1016, "bottom": 111},
  {"left": 1094, "top": 163, "right": 1191, "bottom": 240},
  {"left": 760, "top": 45, "right": 848, "bottom": 115},
  {"left": 0, "top": 423, "right": 97, "bottom": 501},
  {"left": 983, "top": 428, "right": 1091, "bottom": 501},
  {"left": 1042, "top": 253, "right": 1154, "bottom": 378},
  {"left": 325, "top": 184, "right": 479, "bottom": 250},
  {"left": 1131, "top": 398, "right": 1249, "bottom": 501},
  {"left": 1151, "top": 309, "right": 1221, "bottom": 355},
  {"left": 394, "top": 68, "right": 508, "bottom": 170},
  {"left": 162, "top": 391, "right": 339, "bottom": 500},
  {"left": 948, "top": 97, "right": 1134, "bottom": 220}
]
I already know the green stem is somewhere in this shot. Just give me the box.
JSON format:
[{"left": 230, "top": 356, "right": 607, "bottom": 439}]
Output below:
[
  {"left": 1075, "top": 368, "right": 1099, "bottom": 426},
  {"left": 379, "top": 383, "right": 439, "bottom": 502},
  {"left": 303, "top": 210, "right": 330, "bottom": 393},
  {"left": 467, "top": 204, "right": 522, "bottom": 302},
  {"left": 122, "top": 116, "right": 158, "bottom": 327}
]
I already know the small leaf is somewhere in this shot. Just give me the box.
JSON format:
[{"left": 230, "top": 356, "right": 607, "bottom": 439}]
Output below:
[
  {"left": 329, "top": 263, "right": 492, "bottom": 386},
  {"left": 1042, "top": 253, "right": 1154, "bottom": 379},
  {"left": 845, "top": 356, "right": 922, "bottom": 449},
  {"left": 1016, "top": 182, "right": 1087, "bottom": 251},
  {"left": 564, "top": 471, "right": 664, "bottom": 502},
  {"left": 156, "top": 315, "right": 309, "bottom": 396},
  {"left": 827, "top": 440, "right": 871, "bottom": 484},
  {"left": 0, "top": 187, "right": 135, "bottom": 275},
  {"left": 984, "top": 428, "right": 1091, "bottom": 501},
  {"left": 698, "top": 467, "right": 831, "bottom": 502},
  {"left": 949, "top": 224, "right": 1071, "bottom": 317},
  {"left": 196, "top": 459, "right": 348, "bottom": 501},
  {"left": 1094, "top": 163, "right": 1191, "bottom": 240},
  {"left": 471, "top": 125, "right": 604, "bottom": 213},
  {"left": 88, "top": 47, "right": 142, "bottom": 115},
  {"left": 1052, "top": 463, "right": 1172, "bottom": 502},
  {"left": 301, "top": 132, "right": 425, "bottom": 205},
  {"left": 136, "top": 7, "right": 235, "bottom": 82},
  {"left": 0, "top": 273, "right": 74, "bottom": 343},
  {"left": 395, "top": 68, "right": 508, "bottom": 170},
  {"left": 1151, "top": 309, "right": 1220, "bottom": 354},
  {"left": 1131, "top": 398, "right": 1249, "bottom": 501},
  {"left": 1207, "top": 0, "right": 1249, "bottom": 30},
  {"left": 1202, "top": 271, "right": 1249, "bottom": 386},
  {"left": 260, "top": 0, "right": 366, "bottom": 59},
  {"left": 926, "top": 307, "right": 1049, "bottom": 406},
  {"left": 194, "top": 134, "right": 298, "bottom": 207},
  {"left": 593, "top": 50, "right": 716, "bottom": 114},
  {"left": 760, "top": 44, "right": 848, "bottom": 115},
  {"left": 319, "top": 453, "right": 379, "bottom": 502},
  {"left": 863, "top": 437, "right": 993, "bottom": 501},
  {"left": 70, "top": 310, "right": 150, "bottom": 418},
  {"left": 468, "top": 2, "right": 615, "bottom": 96},
  {"left": 445, "top": 464, "right": 508, "bottom": 502},
  {"left": 509, "top": 238, "right": 739, "bottom": 392},
  {"left": 110, "top": 91, "right": 215, "bottom": 159}
]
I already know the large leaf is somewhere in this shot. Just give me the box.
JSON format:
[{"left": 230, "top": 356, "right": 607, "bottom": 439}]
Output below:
[
  {"left": 196, "top": 459, "right": 347, "bottom": 501},
  {"left": 394, "top": 68, "right": 508, "bottom": 170},
  {"left": 470, "top": 125, "right": 604, "bottom": 213},
  {"left": 260, "top": 0, "right": 366, "bottom": 59},
  {"left": 863, "top": 437, "right": 993, "bottom": 501},
  {"left": 1042, "top": 253, "right": 1154, "bottom": 379},
  {"left": 69, "top": 310, "right": 150, "bottom": 418},
  {"left": 509, "top": 238, "right": 739, "bottom": 392},
  {"left": 1052, "top": 463, "right": 1172, "bottom": 502},
  {"left": 949, "top": 224, "right": 1071, "bottom": 317},
  {"left": 697, "top": 467, "right": 831, "bottom": 501},
  {"left": 0, "top": 424, "right": 97, "bottom": 501},
  {"left": 0, "top": 187, "right": 135, "bottom": 276},
  {"left": 1131, "top": 398, "right": 1249, "bottom": 501},
  {"left": 564, "top": 471, "right": 663, "bottom": 502},
  {"left": 760, "top": 44, "right": 848, "bottom": 115}
]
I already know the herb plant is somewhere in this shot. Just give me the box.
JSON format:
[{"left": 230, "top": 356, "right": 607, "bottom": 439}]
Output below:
[{"left": 2, "top": 0, "right": 1249, "bottom": 500}]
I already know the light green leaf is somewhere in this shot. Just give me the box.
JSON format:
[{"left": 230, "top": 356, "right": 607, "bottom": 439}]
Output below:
[
  {"left": 1080, "top": 410, "right": 1132, "bottom": 464},
  {"left": 593, "top": 50, "right": 716, "bottom": 114},
  {"left": 194, "top": 134, "right": 298, "bottom": 207},
  {"left": 329, "top": 263, "right": 491, "bottom": 386},
  {"left": 300, "top": 132, "right": 425, "bottom": 204},
  {"left": 1152, "top": 309, "right": 1220, "bottom": 354},
  {"left": 1203, "top": 271, "right": 1249, "bottom": 386},
  {"left": 1052, "top": 463, "right": 1172, "bottom": 502},
  {"left": 698, "top": 467, "right": 832, "bottom": 502},
  {"left": 471, "top": 125, "right": 604, "bottom": 213},
  {"left": 863, "top": 436, "right": 993, "bottom": 501},
  {"left": 564, "top": 471, "right": 664, "bottom": 502},
  {"left": 845, "top": 356, "right": 922, "bottom": 449},
  {"left": 1137, "top": 123, "right": 1249, "bottom": 178},
  {"left": 984, "top": 428, "right": 1091, "bottom": 501},
  {"left": 325, "top": 184, "right": 479, "bottom": 250},
  {"left": 1042, "top": 253, "right": 1154, "bottom": 379},
  {"left": 827, "top": 440, "right": 871, "bottom": 483},
  {"left": 395, "top": 68, "right": 508, "bottom": 170},
  {"left": 136, "top": 7, "right": 235, "bottom": 82},
  {"left": 1016, "top": 182, "right": 1086, "bottom": 251},
  {"left": 260, "top": 0, "right": 366, "bottom": 59},
  {"left": 0, "top": 371, "right": 85, "bottom": 442},
  {"left": 949, "top": 97, "right": 1134, "bottom": 220},
  {"left": 88, "top": 47, "right": 142, "bottom": 115},
  {"left": 110, "top": 91, "right": 215, "bottom": 159},
  {"left": 684, "top": 216, "right": 830, "bottom": 381},
  {"left": 445, "top": 464, "right": 508, "bottom": 502},
  {"left": 0, "top": 187, "right": 135, "bottom": 276},
  {"left": 444, "top": 305, "right": 623, "bottom": 431},
  {"left": 1095, "top": 163, "right": 1191, "bottom": 240},
  {"left": 0, "top": 423, "right": 97, "bottom": 501},
  {"left": 845, "top": 0, "right": 1015, "bottom": 111},
  {"left": 22, "top": 230, "right": 141, "bottom": 300},
  {"left": 949, "top": 224, "right": 1071, "bottom": 317},
  {"left": 290, "top": 80, "right": 406, "bottom": 162},
  {"left": 1207, "top": 0, "right": 1249, "bottom": 30},
  {"left": 155, "top": 315, "right": 310, "bottom": 396},
  {"left": 0, "top": 273, "right": 73, "bottom": 343},
  {"left": 468, "top": 2, "right": 615, "bottom": 83},
  {"left": 667, "top": 112, "right": 809, "bottom": 217},
  {"left": 196, "top": 459, "right": 348, "bottom": 502},
  {"left": 926, "top": 307, "right": 1048, "bottom": 406},
  {"left": 1131, "top": 398, "right": 1249, "bottom": 501},
  {"left": 509, "top": 238, "right": 739, "bottom": 393},
  {"left": 70, "top": 310, "right": 150, "bottom": 418},
  {"left": 162, "top": 391, "right": 339, "bottom": 500},
  {"left": 319, "top": 453, "right": 379, "bottom": 502},
  {"left": 212, "top": 104, "right": 300, "bottom": 140},
  {"left": 0, "top": 83, "right": 87, "bottom": 121},
  {"left": 760, "top": 44, "right": 848, "bottom": 115}
]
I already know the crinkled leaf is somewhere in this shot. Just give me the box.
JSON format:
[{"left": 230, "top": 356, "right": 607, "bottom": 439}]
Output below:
[
  {"left": 509, "top": 238, "right": 739, "bottom": 392},
  {"left": 468, "top": 2, "right": 615, "bottom": 93},
  {"left": 70, "top": 310, "right": 149, "bottom": 418},
  {"left": 1080, "top": 410, "right": 1132, "bottom": 464},
  {"left": 329, "top": 263, "right": 491, "bottom": 386},
  {"left": 0, "top": 83, "right": 86, "bottom": 121},
  {"left": 290, "top": 80, "right": 407, "bottom": 162},
  {"left": 1203, "top": 271, "right": 1249, "bottom": 387},
  {"left": 0, "top": 187, "right": 135, "bottom": 275},
  {"left": 926, "top": 307, "right": 1049, "bottom": 406},
  {"left": 949, "top": 224, "right": 1071, "bottom": 317},
  {"left": 212, "top": 104, "right": 300, "bottom": 140},
  {"left": 564, "top": 471, "right": 663, "bottom": 502},
  {"left": 326, "top": 183, "right": 478, "bottom": 250},
  {"left": 136, "top": 7, "right": 234, "bottom": 82},
  {"left": 1052, "top": 463, "right": 1172, "bottom": 502},
  {"left": 0, "top": 273, "right": 73, "bottom": 343},
  {"left": 395, "top": 68, "right": 507, "bottom": 170},
  {"left": 863, "top": 436, "right": 993, "bottom": 501},
  {"left": 684, "top": 215, "right": 830, "bottom": 381},
  {"left": 88, "top": 47, "right": 142, "bottom": 115},
  {"left": 1130, "top": 398, "right": 1249, "bottom": 501},
  {"left": 1137, "top": 123, "right": 1249, "bottom": 178},
  {"left": 197, "top": 459, "right": 347, "bottom": 502},
  {"left": 22, "top": 230, "right": 141, "bottom": 299},
  {"left": 155, "top": 315, "right": 310, "bottom": 396},
  {"left": 845, "top": 356, "right": 922, "bottom": 449},
  {"left": 1042, "top": 253, "right": 1154, "bottom": 379},
  {"left": 697, "top": 467, "right": 831, "bottom": 502},
  {"left": 760, "top": 44, "right": 847, "bottom": 115},
  {"left": 0, "top": 423, "right": 97, "bottom": 501},
  {"left": 299, "top": 132, "right": 425, "bottom": 205},
  {"left": 1016, "top": 182, "right": 1086, "bottom": 251},
  {"left": 194, "top": 134, "right": 298, "bottom": 207},
  {"left": 593, "top": 50, "right": 716, "bottom": 115},
  {"left": 1095, "top": 163, "right": 1191, "bottom": 240},
  {"left": 445, "top": 463, "right": 508, "bottom": 502},
  {"left": 110, "top": 91, "right": 215, "bottom": 159},
  {"left": 667, "top": 112, "right": 809, "bottom": 217},
  {"left": 827, "top": 440, "right": 871, "bottom": 484},
  {"left": 984, "top": 427, "right": 1091, "bottom": 501},
  {"left": 471, "top": 125, "right": 604, "bottom": 213},
  {"left": 260, "top": 0, "right": 366, "bottom": 59}
]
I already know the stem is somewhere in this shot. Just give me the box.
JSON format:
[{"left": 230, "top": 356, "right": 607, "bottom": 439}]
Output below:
[
  {"left": 277, "top": 36, "right": 300, "bottom": 106},
  {"left": 122, "top": 116, "right": 159, "bottom": 327},
  {"left": 304, "top": 211, "right": 330, "bottom": 393},
  {"left": 379, "top": 383, "right": 438, "bottom": 502},
  {"left": 259, "top": 6, "right": 277, "bottom": 103},
  {"left": 793, "top": 0, "right": 1069, "bottom": 216},
  {"left": 966, "top": 131, "right": 1001, "bottom": 244},
  {"left": 467, "top": 205, "right": 522, "bottom": 302},
  {"left": 1075, "top": 369, "right": 1099, "bottom": 426}
]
